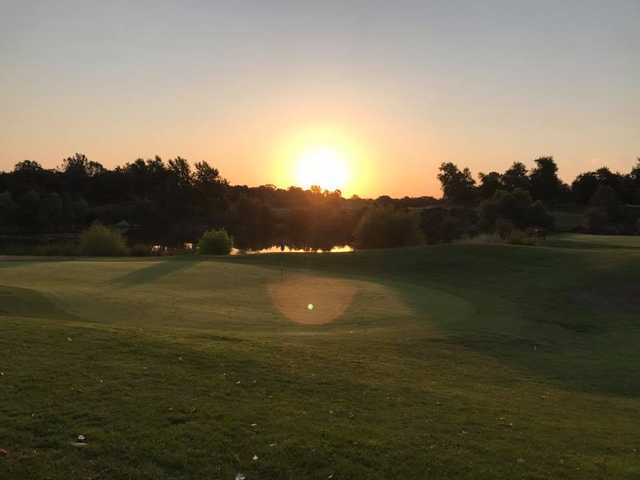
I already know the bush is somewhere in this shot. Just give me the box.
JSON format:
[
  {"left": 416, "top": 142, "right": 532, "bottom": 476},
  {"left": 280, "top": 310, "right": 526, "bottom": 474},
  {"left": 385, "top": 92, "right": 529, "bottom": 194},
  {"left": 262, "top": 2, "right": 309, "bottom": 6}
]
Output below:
[
  {"left": 354, "top": 206, "right": 423, "bottom": 249},
  {"left": 506, "top": 229, "right": 537, "bottom": 246},
  {"left": 79, "top": 224, "right": 129, "bottom": 256},
  {"left": 480, "top": 188, "right": 554, "bottom": 232},
  {"left": 420, "top": 206, "right": 479, "bottom": 244},
  {"left": 197, "top": 229, "right": 233, "bottom": 255}
]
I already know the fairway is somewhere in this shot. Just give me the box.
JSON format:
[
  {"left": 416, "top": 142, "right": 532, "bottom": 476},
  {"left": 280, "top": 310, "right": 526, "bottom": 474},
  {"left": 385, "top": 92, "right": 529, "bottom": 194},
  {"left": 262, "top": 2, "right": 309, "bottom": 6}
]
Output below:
[
  {"left": 545, "top": 233, "right": 640, "bottom": 250},
  {"left": 1, "top": 243, "right": 640, "bottom": 479}
]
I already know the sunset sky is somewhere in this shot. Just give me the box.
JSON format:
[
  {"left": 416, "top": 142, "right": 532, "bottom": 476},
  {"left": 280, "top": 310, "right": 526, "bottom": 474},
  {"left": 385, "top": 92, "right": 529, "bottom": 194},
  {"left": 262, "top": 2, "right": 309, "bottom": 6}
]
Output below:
[{"left": 1, "top": 0, "right": 638, "bottom": 197}]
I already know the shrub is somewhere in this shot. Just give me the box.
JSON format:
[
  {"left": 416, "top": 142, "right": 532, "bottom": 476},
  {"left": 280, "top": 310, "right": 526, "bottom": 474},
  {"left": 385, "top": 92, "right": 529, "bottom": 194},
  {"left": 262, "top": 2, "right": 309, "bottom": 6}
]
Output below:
[
  {"left": 420, "top": 207, "right": 478, "bottom": 244},
  {"left": 354, "top": 206, "right": 423, "bottom": 249},
  {"left": 197, "top": 229, "right": 233, "bottom": 255},
  {"left": 480, "top": 188, "right": 554, "bottom": 232},
  {"left": 78, "top": 224, "right": 129, "bottom": 256},
  {"left": 506, "top": 229, "right": 537, "bottom": 246}
]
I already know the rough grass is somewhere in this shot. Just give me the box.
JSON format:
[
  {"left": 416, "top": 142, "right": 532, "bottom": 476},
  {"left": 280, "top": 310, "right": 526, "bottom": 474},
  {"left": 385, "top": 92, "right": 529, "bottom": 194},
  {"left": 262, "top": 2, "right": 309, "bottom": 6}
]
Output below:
[
  {"left": 1, "top": 242, "right": 640, "bottom": 479},
  {"left": 544, "top": 233, "right": 640, "bottom": 250}
]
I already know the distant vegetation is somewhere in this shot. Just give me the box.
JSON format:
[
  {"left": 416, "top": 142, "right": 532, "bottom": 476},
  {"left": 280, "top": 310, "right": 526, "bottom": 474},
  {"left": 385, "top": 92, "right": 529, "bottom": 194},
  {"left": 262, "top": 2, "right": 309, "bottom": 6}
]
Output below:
[
  {"left": 78, "top": 224, "right": 129, "bottom": 257},
  {"left": 197, "top": 228, "right": 233, "bottom": 255},
  {"left": 0, "top": 153, "right": 639, "bottom": 255},
  {"left": 354, "top": 206, "right": 423, "bottom": 249},
  {"left": 424, "top": 157, "right": 640, "bottom": 243}
]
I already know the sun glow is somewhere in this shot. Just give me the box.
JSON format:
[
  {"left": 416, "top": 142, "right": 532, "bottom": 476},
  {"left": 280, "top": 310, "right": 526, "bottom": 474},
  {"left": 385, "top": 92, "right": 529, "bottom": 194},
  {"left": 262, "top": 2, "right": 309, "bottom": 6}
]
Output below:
[
  {"left": 273, "top": 127, "right": 370, "bottom": 196},
  {"left": 295, "top": 146, "right": 350, "bottom": 192}
]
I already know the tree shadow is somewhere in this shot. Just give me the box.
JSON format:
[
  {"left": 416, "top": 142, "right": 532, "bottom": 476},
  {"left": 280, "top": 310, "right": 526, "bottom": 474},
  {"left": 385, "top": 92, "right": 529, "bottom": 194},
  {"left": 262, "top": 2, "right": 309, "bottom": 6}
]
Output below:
[
  {"left": 111, "top": 258, "right": 199, "bottom": 288},
  {"left": 231, "top": 246, "right": 640, "bottom": 398},
  {"left": 0, "top": 284, "right": 78, "bottom": 320}
]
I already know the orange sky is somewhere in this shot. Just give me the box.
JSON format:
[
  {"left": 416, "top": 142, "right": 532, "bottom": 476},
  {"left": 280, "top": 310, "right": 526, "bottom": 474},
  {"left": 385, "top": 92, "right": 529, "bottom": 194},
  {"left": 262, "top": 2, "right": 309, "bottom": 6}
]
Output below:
[{"left": 1, "top": 1, "right": 638, "bottom": 198}]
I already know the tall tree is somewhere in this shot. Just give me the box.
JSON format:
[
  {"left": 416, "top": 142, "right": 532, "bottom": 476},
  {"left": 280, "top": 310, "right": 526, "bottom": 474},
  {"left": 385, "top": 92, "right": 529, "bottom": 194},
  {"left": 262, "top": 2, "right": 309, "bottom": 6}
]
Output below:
[
  {"left": 437, "top": 162, "right": 476, "bottom": 205},
  {"left": 571, "top": 172, "right": 599, "bottom": 204},
  {"left": 502, "top": 162, "right": 529, "bottom": 192},
  {"left": 529, "top": 157, "right": 564, "bottom": 204},
  {"left": 478, "top": 171, "right": 502, "bottom": 199}
]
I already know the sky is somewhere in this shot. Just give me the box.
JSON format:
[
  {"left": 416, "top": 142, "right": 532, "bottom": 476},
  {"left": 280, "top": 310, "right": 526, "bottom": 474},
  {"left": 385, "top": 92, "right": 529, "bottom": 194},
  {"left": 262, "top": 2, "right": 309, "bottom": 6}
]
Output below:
[{"left": 1, "top": 0, "right": 638, "bottom": 197}]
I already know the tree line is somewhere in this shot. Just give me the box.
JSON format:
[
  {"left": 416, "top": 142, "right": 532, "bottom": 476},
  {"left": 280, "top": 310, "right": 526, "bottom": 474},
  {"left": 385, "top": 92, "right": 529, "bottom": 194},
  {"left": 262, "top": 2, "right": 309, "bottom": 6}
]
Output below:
[
  {"left": 427, "top": 157, "right": 640, "bottom": 242},
  {"left": 0, "top": 153, "right": 638, "bottom": 253},
  {"left": 0, "top": 153, "right": 432, "bottom": 251}
]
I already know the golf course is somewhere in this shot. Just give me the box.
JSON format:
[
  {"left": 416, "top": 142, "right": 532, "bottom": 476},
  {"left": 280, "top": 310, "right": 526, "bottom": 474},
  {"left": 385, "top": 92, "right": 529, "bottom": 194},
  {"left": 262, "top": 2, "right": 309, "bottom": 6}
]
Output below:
[{"left": 1, "top": 236, "right": 639, "bottom": 479}]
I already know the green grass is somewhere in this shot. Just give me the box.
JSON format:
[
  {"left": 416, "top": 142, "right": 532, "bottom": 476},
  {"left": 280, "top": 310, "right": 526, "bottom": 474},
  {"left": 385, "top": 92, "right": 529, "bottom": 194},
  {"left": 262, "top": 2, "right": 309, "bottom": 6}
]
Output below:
[
  {"left": 544, "top": 233, "right": 640, "bottom": 250},
  {"left": 1, "top": 243, "right": 640, "bottom": 479}
]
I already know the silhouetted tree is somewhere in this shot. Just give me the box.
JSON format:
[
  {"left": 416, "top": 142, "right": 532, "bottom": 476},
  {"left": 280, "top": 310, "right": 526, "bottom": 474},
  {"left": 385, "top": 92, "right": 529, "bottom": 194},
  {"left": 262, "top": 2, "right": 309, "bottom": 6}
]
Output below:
[
  {"left": 480, "top": 188, "right": 553, "bottom": 231},
  {"left": 438, "top": 162, "right": 476, "bottom": 205},
  {"left": 529, "top": 157, "right": 565, "bottom": 204},
  {"left": 420, "top": 206, "right": 478, "bottom": 244},
  {"left": 588, "top": 185, "right": 623, "bottom": 226},
  {"left": 478, "top": 171, "right": 502, "bottom": 199},
  {"left": 628, "top": 159, "right": 640, "bottom": 204},
  {"left": 0, "top": 191, "right": 17, "bottom": 228},
  {"left": 37, "top": 192, "right": 64, "bottom": 232},
  {"left": 16, "top": 190, "right": 42, "bottom": 231},
  {"left": 2, "top": 150, "right": 639, "bottom": 253},
  {"left": 572, "top": 172, "right": 599, "bottom": 204},
  {"left": 502, "top": 162, "right": 529, "bottom": 192},
  {"left": 14, "top": 160, "right": 44, "bottom": 174}
]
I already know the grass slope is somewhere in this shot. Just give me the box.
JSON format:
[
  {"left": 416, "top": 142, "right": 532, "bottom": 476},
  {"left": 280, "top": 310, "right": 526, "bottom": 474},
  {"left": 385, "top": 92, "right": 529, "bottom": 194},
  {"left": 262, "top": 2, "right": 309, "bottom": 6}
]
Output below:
[
  {"left": 544, "top": 233, "right": 640, "bottom": 250},
  {"left": 1, "top": 241, "right": 639, "bottom": 479}
]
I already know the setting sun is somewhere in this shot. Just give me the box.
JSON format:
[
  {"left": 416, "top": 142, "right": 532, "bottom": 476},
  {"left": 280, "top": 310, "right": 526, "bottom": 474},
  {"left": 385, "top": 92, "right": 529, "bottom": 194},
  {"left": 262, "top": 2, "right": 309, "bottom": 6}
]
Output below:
[
  {"left": 272, "top": 126, "right": 370, "bottom": 197},
  {"left": 295, "top": 146, "right": 350, "bottom": 192}
]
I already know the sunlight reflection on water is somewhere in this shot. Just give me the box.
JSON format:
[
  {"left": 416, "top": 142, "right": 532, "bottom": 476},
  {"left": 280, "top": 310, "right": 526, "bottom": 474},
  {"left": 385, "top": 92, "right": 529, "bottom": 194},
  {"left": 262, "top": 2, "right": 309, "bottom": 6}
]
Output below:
[{"left": 231, "top": 245, "right": 353, "bottom": 255}]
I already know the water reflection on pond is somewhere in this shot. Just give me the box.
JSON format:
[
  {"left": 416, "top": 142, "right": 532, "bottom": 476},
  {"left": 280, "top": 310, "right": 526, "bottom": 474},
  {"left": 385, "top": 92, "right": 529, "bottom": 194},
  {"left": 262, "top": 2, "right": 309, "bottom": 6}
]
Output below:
[{"left": 231, "top": 245, "right": 353, "bottom": 255}]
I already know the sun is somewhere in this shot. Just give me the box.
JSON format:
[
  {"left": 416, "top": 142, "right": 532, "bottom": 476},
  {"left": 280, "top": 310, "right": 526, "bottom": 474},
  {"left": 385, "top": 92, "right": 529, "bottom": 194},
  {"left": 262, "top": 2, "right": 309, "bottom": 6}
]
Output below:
[{"left": 295, "top": 146, "right": 350, "bottom": 192}]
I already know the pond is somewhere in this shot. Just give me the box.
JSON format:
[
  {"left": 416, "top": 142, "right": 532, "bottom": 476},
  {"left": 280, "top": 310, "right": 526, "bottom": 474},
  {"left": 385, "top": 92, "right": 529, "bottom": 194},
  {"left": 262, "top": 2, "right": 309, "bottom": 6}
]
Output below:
[{"left": 231, "top": 245, "right": 353, "bottom": 255}]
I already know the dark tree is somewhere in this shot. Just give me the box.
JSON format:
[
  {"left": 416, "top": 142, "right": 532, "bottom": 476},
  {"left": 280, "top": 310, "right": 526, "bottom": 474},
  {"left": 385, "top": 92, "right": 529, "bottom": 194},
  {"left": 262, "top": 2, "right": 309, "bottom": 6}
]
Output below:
[
  {"left": 628, "top": 159, "right": 640, "bottom": 204},
  {"left": 14, "top": 160, "right": 44, "bottom": 174},
  {"left": 478, "top": 171, "right": 503, "bottom": 199},
  {"left": 572, "top": 172, "right": 599, "bottom": 204},
  {"left": 502, "top": 162, "right": 529, "bottom": 192},
  {"left": 437, "top": 162, "right": 476, "bottom": 205},
  {"left": 529, "top": 157, "right": 564, "bottom": 204},
  {"left": 420, "top": 206, "right": 478, "bottom": 244},
  {"left": 0, "top": 191, "right": 17, "bottom": 228},
  {"left": 590, "top": 185, "right": 623, "bottom": 221},
  {"left": 480, "top": 188, "right": 553, "bottom": 231}
]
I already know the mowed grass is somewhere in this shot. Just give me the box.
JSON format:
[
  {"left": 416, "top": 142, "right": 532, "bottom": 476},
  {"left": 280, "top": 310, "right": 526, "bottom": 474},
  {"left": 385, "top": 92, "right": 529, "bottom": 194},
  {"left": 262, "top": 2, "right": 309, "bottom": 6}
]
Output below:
[
  {"left": 545, "top": 233, "right": 640, "bottom": 250},
  {"left": 1, "top": 241, "right": 639, "bottom": 479}
]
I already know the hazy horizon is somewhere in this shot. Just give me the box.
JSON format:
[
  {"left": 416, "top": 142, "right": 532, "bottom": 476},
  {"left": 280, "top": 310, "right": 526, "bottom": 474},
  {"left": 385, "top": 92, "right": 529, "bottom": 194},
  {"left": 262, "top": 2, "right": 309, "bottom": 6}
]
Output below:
[{"left": 2, "top": 0, "right": 638, "bottom": 197}]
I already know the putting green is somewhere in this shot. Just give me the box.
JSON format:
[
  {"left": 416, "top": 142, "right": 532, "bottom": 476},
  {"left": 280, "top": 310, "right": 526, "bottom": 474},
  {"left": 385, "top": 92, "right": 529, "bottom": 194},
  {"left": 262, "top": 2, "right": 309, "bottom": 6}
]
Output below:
[{"left": 0, "top": 259, "right": 469, "bottom": 334}]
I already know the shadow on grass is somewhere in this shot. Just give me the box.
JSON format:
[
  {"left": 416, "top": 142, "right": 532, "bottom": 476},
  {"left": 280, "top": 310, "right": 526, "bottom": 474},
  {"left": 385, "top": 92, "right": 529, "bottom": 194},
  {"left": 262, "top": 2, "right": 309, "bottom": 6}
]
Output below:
[
  {"left": 111, "top": 258, "right": 199, "bottom": 287},
  {"left": 226, "top": 246, "right": 640, "bottom": 397},
  {"left": 0, "top": 285, "right": 78, "bottom": 320}
]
